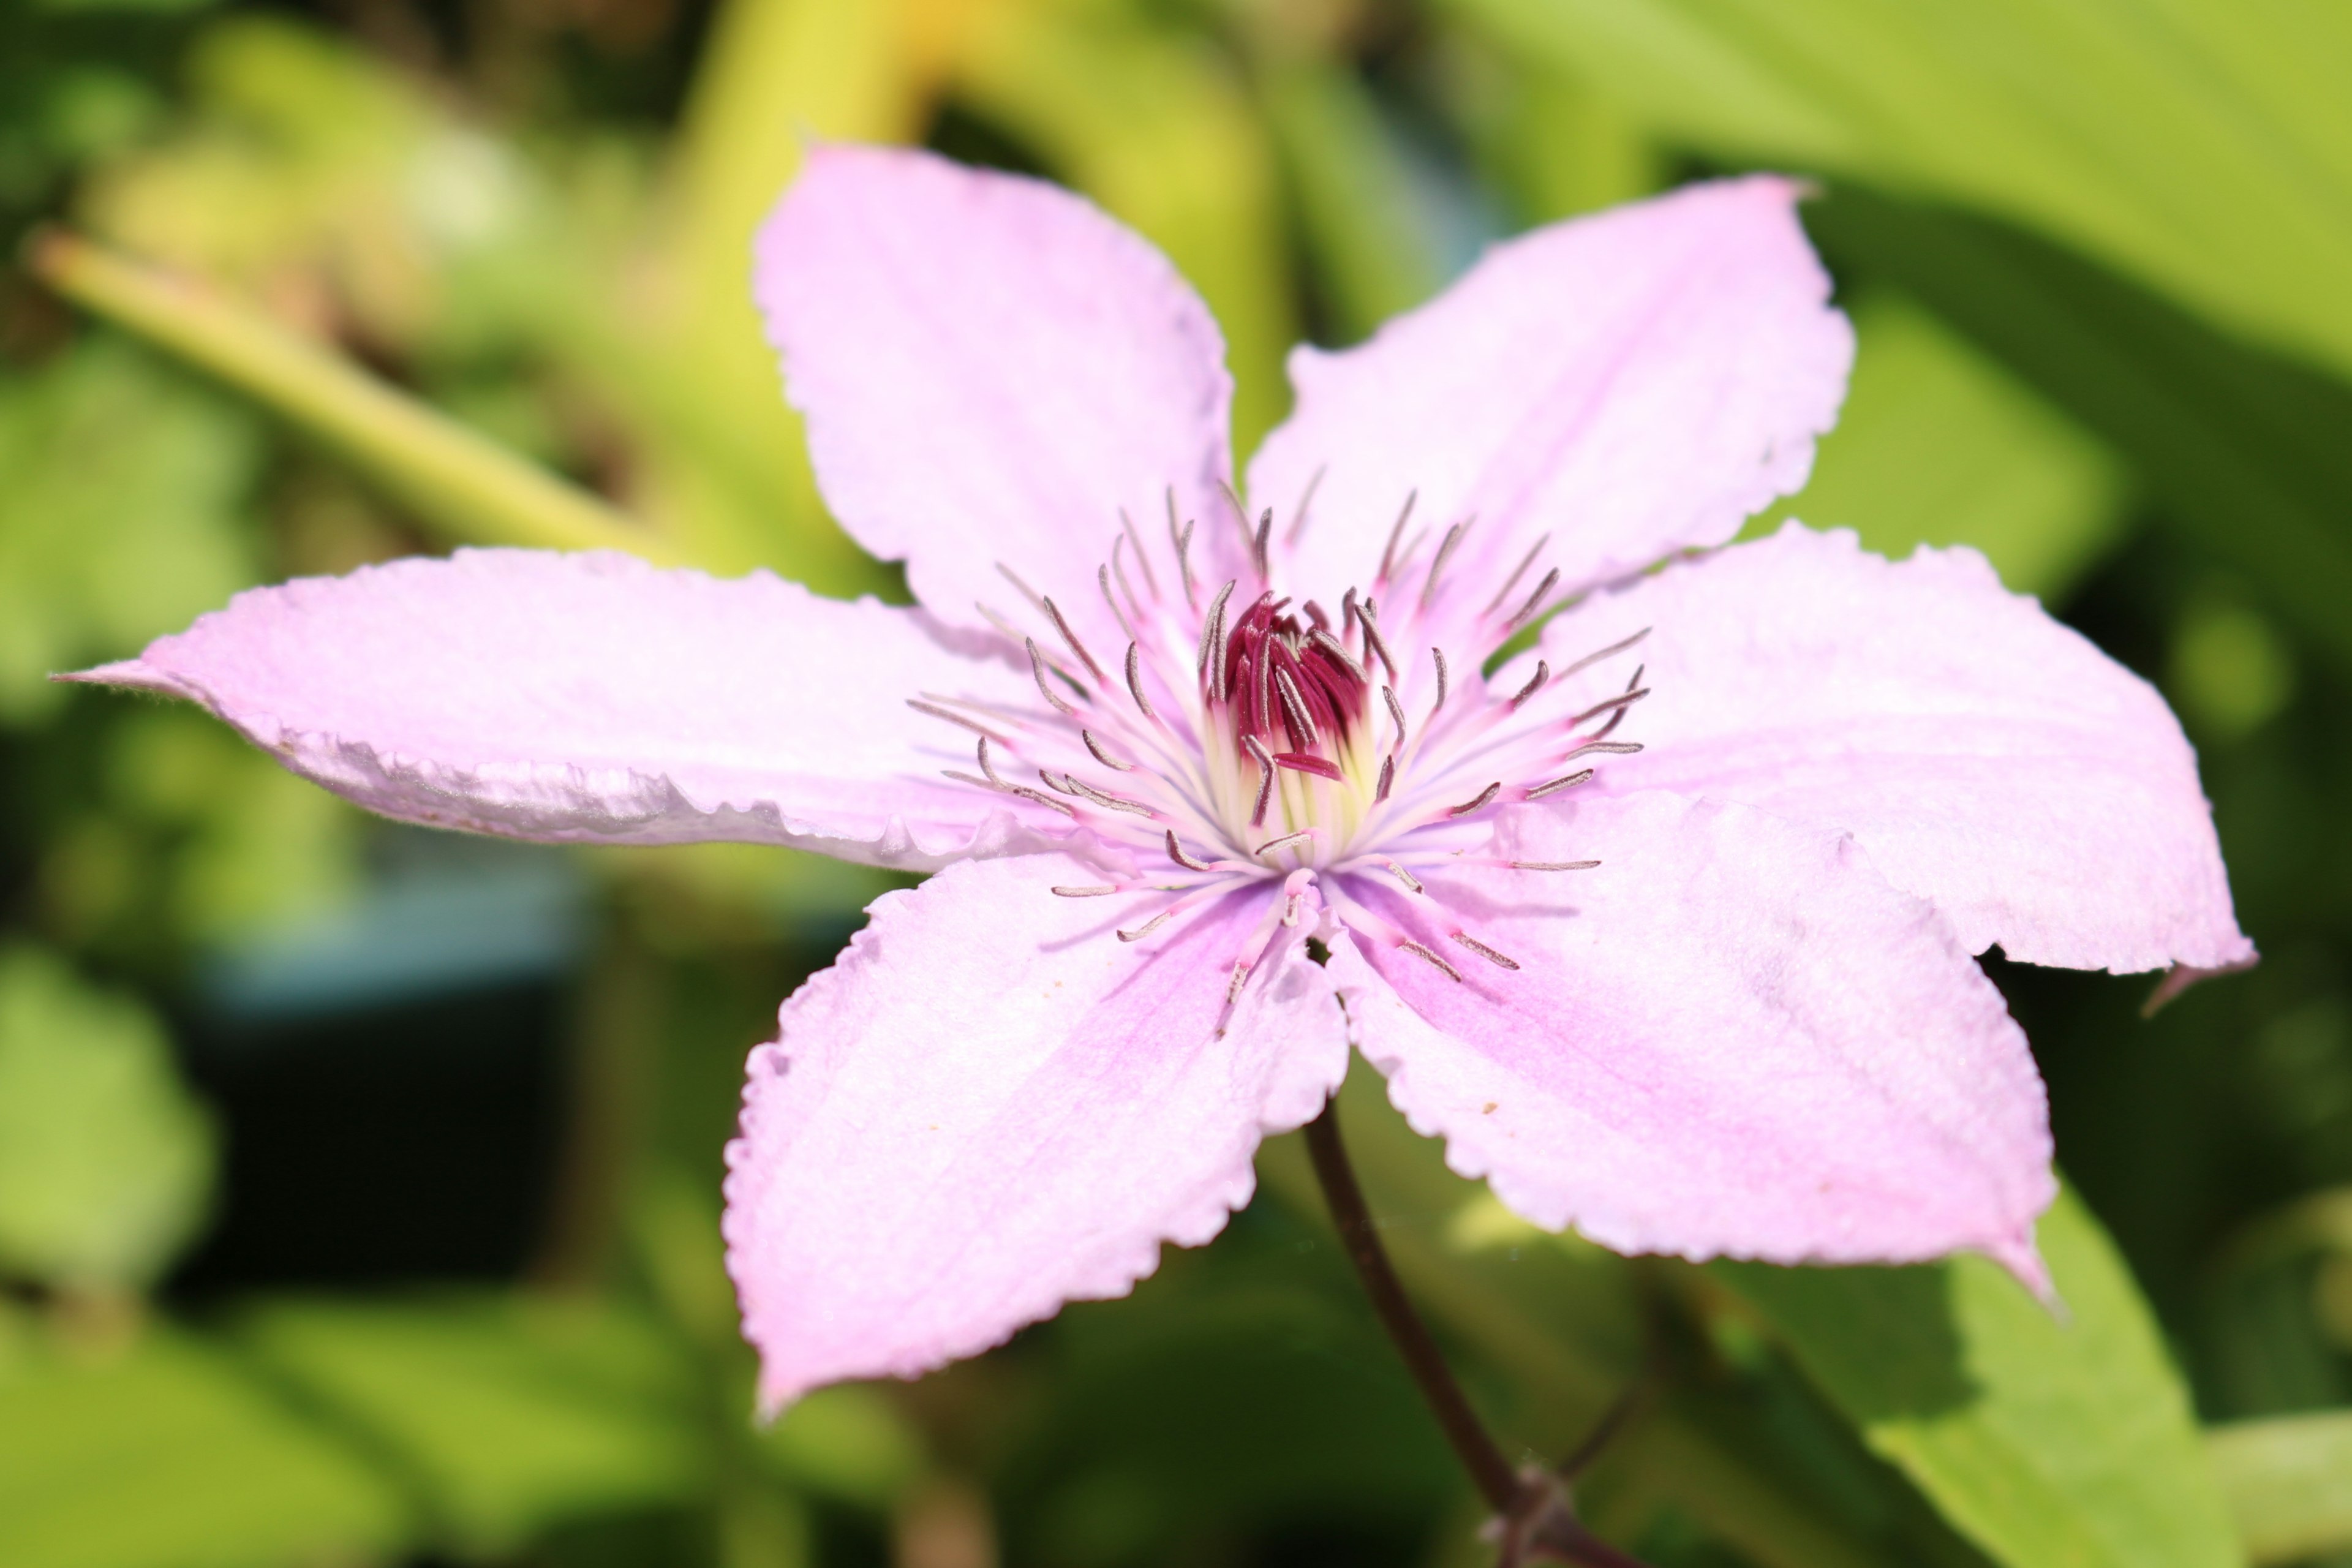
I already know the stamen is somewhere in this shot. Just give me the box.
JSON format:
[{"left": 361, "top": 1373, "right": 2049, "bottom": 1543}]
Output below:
[
  {"left": 1169, "top": 489, "right": 1199, "bottom": 610},
  {"left": 1038, "top": 769, "right": 1079, "bottom": 795},
  {"left": 1274, "top": 752, "right": 1344, "bottom": 780},
  {"left": 1285, "top": 463, "right": 1327, "bottom": 546},
  {"left": 1450, "top": 932, "right": 1521, "bottom": 971},
  {"left": 1063, "top": 777, "right": 1158, "bottom": 817},
  {"left": 1124, "top": 643, "right": 1156, "bottom": 720},
  {"left": 995, "top": 561, "right": 1049, "bottom": 617},
  {"left": 1376, "top": 490, "right": 1419, "bottom": 584},
  {"left": 1118, "top": 909, "right": 1176, "bottom": 943},
  {"left": 1166, "top": 831, "right": 1217, "bottom": 872},
  {"left": 1243, "top": 733, "right": 1276, "bottom": 826},
  {"left": 1199, "top": 579, "right": 1237, "bottom": 694},
  {"left": 1303, "top": 600, "right": 1330, "bottom": 631},
  {"left": 1252, "top": 507, "right": 1273, "bottom": 581},
  {"left": 1042, "top": 596, "right": 1107, "bottom": 683},
  {"left": 1510, "top": 859, "right": 1600, "bottom": 871},
  {"left": 1098, "top": 563, "right": 1139, "bottom": 643},
  {"left": 1379, "top": 859, "right": 1423, "bottom": 894},
  {"left": 1420, "top": 517, "right": 1472, "bottom": 608},
  {"left": 1431, "top": 647, "right": 1450, "bottom": 712},
  {"left": 1026, "top": 637, "right": 1078, "bottom": 715},
  {"left": 1255, "top": 828, "right": 1314, "bottom": 859},
  {"left": 1510, "top": 659, "right": 1551, "bottom": 709},
  {"left": 906, "top": 698, "right": 1011, "bottom": 743},
  {"left": 1358, "top": 601, "right": 1398, "bottom": 681},
  {"left": 1382, "top": 685, "right": 1408, "bottom": 745},
  {"left": 974, "top": 600, "right": 1031, "bottom": 648},
  {"left": 1376, "top": 754, "right": 1395, "bottom": 803},
  {"left": 1273, "top": 666, "right": 1320, "bottom": 750},
  {"left": 976, "top": 736, "right": 1005, "bottom": 787},
  {"left": 1504, "top": 567, "right": 1561, "bottom": 632},
  {"left": 1558, "top": 627, "right": 1651, "bottom": 680},
  {"left": 1341, "top": 587, "right": 1359, "bottom": 639},
  {"left": 1525, "top": 768, "right": 1595, "bottom": 800},
  {"left": 1562, "top": 740, "right": 1644, "bottom": 762},
  {"left": 1227, "top": 963, "right": 1250, "bottom": 1005},
  {"left": 1483, "top": 535, "right": 1550, "bottom": 617},
  {"left": 940, "top": 770, "right": 1077, "bottom": 817},
  {"left": 1446, "top": 782, "right": 1502, "bottom": 817},
  {"left": 1568, "top": 687, "right": 1649, "bottom": 728},
  {"left": 1052, "top": 884, "right": 1121, "bottom": 897},
  {"left": 1082, "top": 729, "right": 1135, "bottom": 771},
  {"left": 1308, "top": 627, "right": 1365, "bottom": 683},
  {"left": 1117, "top": 508, "right": 1161, "bottom": 600},
  {"left": 1398, "top": 940, "right": 1463, "bottom": 982}
]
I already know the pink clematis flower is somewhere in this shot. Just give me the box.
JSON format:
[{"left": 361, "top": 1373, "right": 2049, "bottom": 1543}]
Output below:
[{"left": 76, "top": 146, "right": 2250, "bottom": 1413}]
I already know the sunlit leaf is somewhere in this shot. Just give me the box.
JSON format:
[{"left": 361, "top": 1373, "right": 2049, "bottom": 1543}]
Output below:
[
  {"left": 1761, "top": 290, "right": 2132, "bottom": 602},
  {"left": 236, "top": 1292, "right": 707, "bottom": 1556},
  {"left": 1716, "top": 1186, "right": 2240, "bottom": 1568},
  {"left": 0, "top": 1325, "right": 412, "bottom": 1568},
  {"left": 0, "top": 337, "right": 257, "bottom": 725},
  {"left": 2207, "top": 1409, "right": 2352, "bottom": 1566},
  {"left": 0, "top": 947, "right": 216, "bottom": 1292},
  {"left": 1449, "top": 0, "right": 2352, "bottom": 388}
]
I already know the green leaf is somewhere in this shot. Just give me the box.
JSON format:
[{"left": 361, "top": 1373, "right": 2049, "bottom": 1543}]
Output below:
[
  {"left": 1804, "top": 189, "right": 2352, "bottom": 679},
  {"left": 235, "top": 1292, "right": 709, "bottom": 1556},
  {"left": 2206, "top": 1410, "right": 2352, "bottom": 1565},
  {"left": 1447, "top": 0, "right": 2352, "bottom": 388},
  {"left": 1760, "top": 290, "right": 2132, "bottom": 602},
  {"left": 0, "top": 337, "right": 258, "bottom": 725},
  {"left": 0, "top": 948, "right": 216, "bottom": 1292},
  {"left": 1715, "top": 1185, "right": 2241, "bottom": 1568},
  {"left": 28, "top": 231, "right": 669, "bottom": 564},
  {"left": 0, "top": 1325, "right": 413, "bottom": 1568}
]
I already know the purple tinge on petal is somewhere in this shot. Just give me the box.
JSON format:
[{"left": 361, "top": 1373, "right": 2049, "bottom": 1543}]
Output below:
[
  {"left": 68, "top": 549, "right": 1069, "bottom": 869},
  {"left": 1539, "top": 522, "right": 2253, "bottom": 974},
  {"left": 723, "top": 854, "right": 1351, "bottom": 1412},
  {"left": 1329, "top": 791, "right": 2055, "bottom": 1287},
  {"left": 1250, "top": 175, "right": 1852, "bottom": 636},
  {"left": 758, "top": 144, "right": 1242, "bottom": 657}
]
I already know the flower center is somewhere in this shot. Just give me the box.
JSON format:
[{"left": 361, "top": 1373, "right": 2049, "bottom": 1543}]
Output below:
[{"left": 1198, "top": 589, "right": 1377, "bottom": 869}]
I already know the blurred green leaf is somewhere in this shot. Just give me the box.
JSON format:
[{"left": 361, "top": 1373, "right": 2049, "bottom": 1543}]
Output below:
[
  {"left": 2207, "top": 1409, "right": 2352, "bottom": 1565},
  {"left": 0, "top": 946, "right": 216, "bottom": 1292},
  {"left": 1448, "top": 0, "right": 2352, "bottom": 389},
  {"left": 0, "top": 1325, "right": 412, "bottom": 1568},
  {"left": 1762, "top": 290, "right": 2131, "bottom": 601},
  {"left": 954, "top": 0, "right": 1298, "bottom": 448},
  {"left": 31, "top": 230, "right": 670, "bottom": 561},
  {"left": 1807, "top": 189, "right": 2352, "bottom": 678},
  {"left": 763, "top": 1387, "right": 927, "bottom": 1509},
  {"left": 0, "top": 336, "right": 257, "bottom": 725},
  {"left": 236, "top": 1292, "right": 707, "bottom": 1556},
  {"left": 1716, "top": 1186, "right": 2240, "bottom": 1568}
]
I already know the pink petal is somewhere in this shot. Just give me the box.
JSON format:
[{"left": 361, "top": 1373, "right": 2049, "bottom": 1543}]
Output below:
[
  {"left": 1332, "top": 791, "right": 2054, "bottom": 1284},
  {"left": 758, "top": 145, "right": 1241, "bottom": 654},
  {"left": 724, "top": 855, "right": 1350, "bottom": 1409},
  {"left": 1249, "top": 176, "right": 1852, "bottom": 632},
  {"left": 1542, "top": 522, "right": 2252, "bottom": 973},
  {"left": 69, "top": 549, "right": 1069, "bottom": 867}
]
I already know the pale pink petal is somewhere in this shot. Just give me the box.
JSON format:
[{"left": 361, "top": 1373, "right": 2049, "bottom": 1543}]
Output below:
[
  {"left": 1330, "top": 791, "right": 2054, "bottom": 1284},
  {"left": 68, "top": 549, "right": 1069, "bottom": 868},
  {"left": 1249, "top": 176, "right": 1851, "bottom": 635},
  {"left": 1538, "top": 522, "right": 2252, "bottom": 973},
  {"left": 758, "top": 144, "right": 1240, "bottom": 654},
  {"left": 723, "top": 855, "right": 1350, "bottom": 1409}
]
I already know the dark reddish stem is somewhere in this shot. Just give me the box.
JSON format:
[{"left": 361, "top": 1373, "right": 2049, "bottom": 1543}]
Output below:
[
  {"left": 1303, "top": 1095, "right": 1521, "bottom": 1510},
  {"left": 1304, "top": 1094, "right": 1655, "bottom": 1568}
]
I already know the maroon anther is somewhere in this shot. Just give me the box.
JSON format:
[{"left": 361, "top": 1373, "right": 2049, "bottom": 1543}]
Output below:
[
  {"left": 1213, "top": 592, "right": 1369, "bottom": 751},
  {"left": 1273, "top": 752, "right": 1345, "bottom": 781}
]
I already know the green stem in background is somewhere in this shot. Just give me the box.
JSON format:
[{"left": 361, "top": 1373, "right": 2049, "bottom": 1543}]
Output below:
[
  {"left": 24, "top": 229, "right": 676, "bottom": 563},
  {"left": 1303, "top": 1095, "right": 1652, "bottom": 1568}
]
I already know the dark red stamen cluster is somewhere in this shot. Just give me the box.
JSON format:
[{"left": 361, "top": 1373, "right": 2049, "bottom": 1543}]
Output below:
[{"left": 1217, "top": 594, "right": 1369, "bottom": 752}]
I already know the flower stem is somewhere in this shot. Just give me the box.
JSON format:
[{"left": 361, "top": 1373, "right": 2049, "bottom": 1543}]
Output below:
[{"left": 1303, "top": 1093, "right": 1521, "bottom": 1511}]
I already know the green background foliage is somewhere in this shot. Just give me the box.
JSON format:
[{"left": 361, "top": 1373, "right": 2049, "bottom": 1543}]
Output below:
[{"left": 3, "top": 1, "right": 2350, "bottom": 1565}]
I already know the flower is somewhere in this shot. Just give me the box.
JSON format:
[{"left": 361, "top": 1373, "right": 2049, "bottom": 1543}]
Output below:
[{"left": 75, "top": 146, "right": 2250, "bottom": 1413}]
